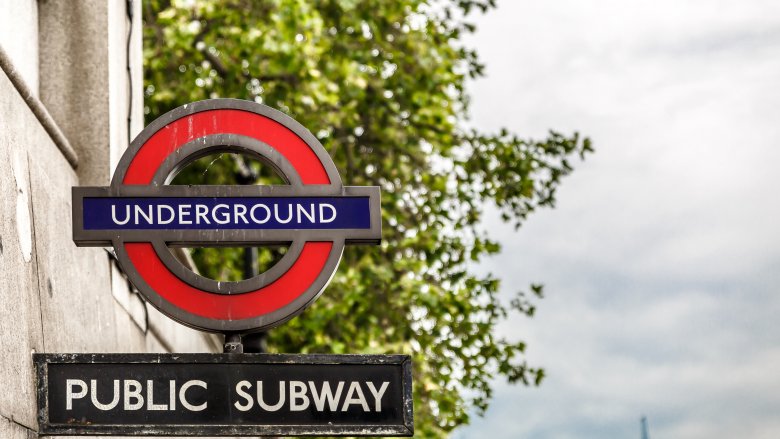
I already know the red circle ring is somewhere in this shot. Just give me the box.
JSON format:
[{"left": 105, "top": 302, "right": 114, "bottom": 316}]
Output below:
[{"left": 110, "top": 99, "right": 346, "bottom": 333}]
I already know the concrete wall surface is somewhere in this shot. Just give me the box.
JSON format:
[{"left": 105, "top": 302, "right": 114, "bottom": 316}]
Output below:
[
  {"left": 0, "top": 0, "right": 39, "bottom": 94},
  {"left": 0, "top": 0, "right": 221, "bottom": 437}
]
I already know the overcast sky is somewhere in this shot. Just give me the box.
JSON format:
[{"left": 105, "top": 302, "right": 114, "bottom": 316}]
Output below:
[{"left": 454, "top": 1, "right": 780, "bottom": 438}]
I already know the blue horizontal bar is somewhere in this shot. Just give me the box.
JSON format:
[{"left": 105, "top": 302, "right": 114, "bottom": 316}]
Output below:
[{"left": 83, "top": 197, "right": 371, "bottom": 230}]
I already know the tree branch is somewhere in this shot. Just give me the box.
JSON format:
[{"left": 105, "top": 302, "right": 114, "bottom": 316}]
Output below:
[
  {"left": 192, "top": 20, "right": 229, "bottom": 77},
  {"left": 192, "top": 19, "right": 298, "bottom": 87}
]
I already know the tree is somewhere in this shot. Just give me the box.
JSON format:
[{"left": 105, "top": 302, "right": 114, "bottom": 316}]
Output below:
[{"left": 143, "top": 0, "right": 592, "bottom": 436}]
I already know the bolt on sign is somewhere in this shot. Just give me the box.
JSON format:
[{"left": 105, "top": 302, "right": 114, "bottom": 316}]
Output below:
[{"left": 35, "top": 99, "right": 413, "bottom": 436}]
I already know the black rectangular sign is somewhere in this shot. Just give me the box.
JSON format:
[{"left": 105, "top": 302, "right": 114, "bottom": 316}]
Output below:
[{"left": 34, "top": 353, "right": 413, "bottom": 436}]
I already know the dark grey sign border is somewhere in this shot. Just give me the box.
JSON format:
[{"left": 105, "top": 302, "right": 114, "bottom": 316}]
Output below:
[
  {"left": 72, "top": 185, "right": 382, "bottom": 246},
  {"left": 34, "top": 353, "right": 414, "bottom": 437}
]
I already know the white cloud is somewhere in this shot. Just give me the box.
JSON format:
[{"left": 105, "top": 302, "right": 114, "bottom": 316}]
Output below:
[{"left": 454, "top": 1, "right": 780, "bottom": 438}]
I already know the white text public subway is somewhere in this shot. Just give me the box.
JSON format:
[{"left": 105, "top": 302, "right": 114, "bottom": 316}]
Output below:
[
  {"left": 110, "top": 202, "right": 337, "bottom": 226},
  {"left": 65, "top": 379, "right": 390, "bottom": 413}
]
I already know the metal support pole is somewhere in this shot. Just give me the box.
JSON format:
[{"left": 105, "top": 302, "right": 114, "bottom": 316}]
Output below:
[{"left": 242, "top": 246, "right": 268, "bottom": 353}]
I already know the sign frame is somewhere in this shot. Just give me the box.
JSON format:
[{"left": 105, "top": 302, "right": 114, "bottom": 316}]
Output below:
[
  {"left": 70, "top": 99, "right": 382, "bottom": 333},
  {"left": 34, "top": 353, "right": 414, "bottom": 437}
]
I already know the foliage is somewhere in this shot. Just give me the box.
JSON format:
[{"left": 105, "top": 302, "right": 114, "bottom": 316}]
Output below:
[{"left": 143, "top": 0, "right": 592, "bottom": 436}]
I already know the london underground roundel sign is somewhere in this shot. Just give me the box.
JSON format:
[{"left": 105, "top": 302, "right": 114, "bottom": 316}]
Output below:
[{"left": 72, "top": 99, "right": 381, "bottom": 333}]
